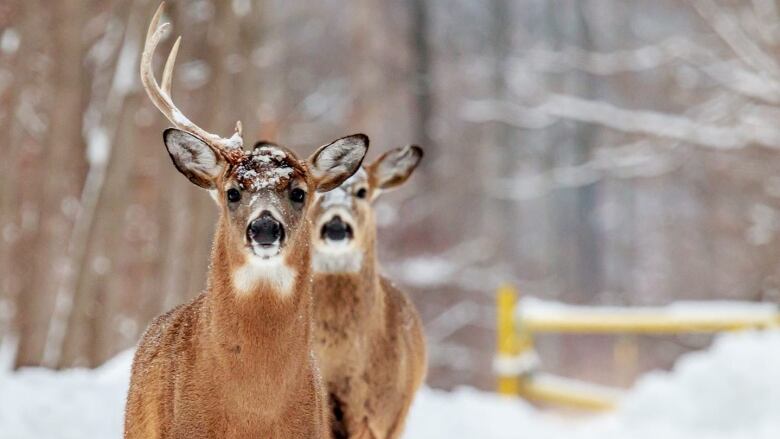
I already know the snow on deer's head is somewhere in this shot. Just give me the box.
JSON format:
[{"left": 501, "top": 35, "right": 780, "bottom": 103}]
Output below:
[{"left": 311, "top": 145, "right": 423, "bottom": 273}]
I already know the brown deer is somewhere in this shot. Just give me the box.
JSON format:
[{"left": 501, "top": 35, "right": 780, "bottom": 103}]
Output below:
[
  {"left": 310, "top": 146, "right": 427, "bottom": 439},
  {"left": 124, "top": 4, "right": 368, "bottom": 438}
]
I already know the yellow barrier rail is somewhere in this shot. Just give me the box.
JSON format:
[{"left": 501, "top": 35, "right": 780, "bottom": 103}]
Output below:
[
  {"left": 522, "top": 314, "right": 780, "bottom": 333},
  {"left": 495, "top": 284, "right": 780, "bottom": 410},
  {"left": 518, "top": 373, "right": 622, "bottom": 411}
]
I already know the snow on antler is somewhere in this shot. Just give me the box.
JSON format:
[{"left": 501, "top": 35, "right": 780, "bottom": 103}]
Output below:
[{"left": 140, "top": 3, "right": 245, "bottom": 161}]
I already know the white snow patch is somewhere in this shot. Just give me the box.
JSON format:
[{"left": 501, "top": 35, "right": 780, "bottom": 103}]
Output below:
[
  {"left": 591, "top": 331, "right": 780, "bottom": 439},
  {"left": 519, "top": 297, "right": 779, "bottom": 320},
  {"left": 111, "top": 36, "right": 139, "bottom": 95},
  {"left": 170, "top": 108, "right": 193, "bottom": 128},
  {"left": 256, "top": 146, "right": 287, "bottom": 161},
  {"left": 232, "top": 0, "right": 252, "bottom": 17},
  {"left": 408, "top": 331, "right": 780, "bottom": 439},
  {"left": 1, "top": 28, "right": 20, "bottom": 55},
  {"left": 188, "top": 0, "right": 215, "bottom": 23},
  {"left": 86, "top": 127, "right": 110, "bottom": 166},
  {"left": 235, "top": 147, "right": 294, "bottom": 191},
  {"left": 397, "top": 256, "right": 458, "bottom": 288},
  {"left": 0, "top": 349, "right": 133, "bottom": 438},
  {"left": 0, "top": 332, "right": 18, "bottom": 373}
]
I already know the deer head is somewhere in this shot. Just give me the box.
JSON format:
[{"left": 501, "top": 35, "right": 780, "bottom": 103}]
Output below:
[
  {"left": 311, "top": 145, "right": 423, "bottom": 273},
  {"left": 142, "top": 4, "right": 368, "bottom": 295}
]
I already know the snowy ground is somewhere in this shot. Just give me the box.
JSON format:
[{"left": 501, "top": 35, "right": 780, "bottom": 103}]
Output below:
[{"left": 1, "top": 331, "right": 779, "bottom": 439}]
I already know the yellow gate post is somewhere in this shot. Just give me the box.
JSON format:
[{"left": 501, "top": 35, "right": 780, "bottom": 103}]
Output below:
[
  {"left": 496, "top": 284, "right": 520, "bottom": 395},
  {"left": 496, "top": 284, "right": 536, "bottom": 395}
]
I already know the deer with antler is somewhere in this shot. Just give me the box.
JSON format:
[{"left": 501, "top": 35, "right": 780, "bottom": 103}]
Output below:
[
  {"left": 310, "top": 146, "right": 427, "bottom": 439},
  {"left": 124, "top": 4, "right": 368, "bottom": 438}
]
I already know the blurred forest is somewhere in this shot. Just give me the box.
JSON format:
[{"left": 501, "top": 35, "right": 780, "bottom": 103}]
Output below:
[{"left": 3, "top": 0, "right": 780, "bottom": 390}]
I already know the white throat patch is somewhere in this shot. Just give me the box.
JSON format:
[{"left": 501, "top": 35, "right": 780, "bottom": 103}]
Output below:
[{"left": 232, "top": 255, "right": 297, "bottom": 297}]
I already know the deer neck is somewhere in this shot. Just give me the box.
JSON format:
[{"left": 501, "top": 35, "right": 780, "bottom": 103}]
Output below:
[
  {"left": 204, "top": 217, "right": 315, "bottom": 386},
  {"left": 313, "top": 236, "right": 383, "bottom": 324}
]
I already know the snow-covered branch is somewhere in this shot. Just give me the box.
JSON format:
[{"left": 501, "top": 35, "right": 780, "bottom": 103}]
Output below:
[
  {"left": 699, "top": 61, "right": 780, "bottom": 104},
  {"left": 462, "top": 94, "right": 780, "bottom": 150},
  {"left": 749, "top": 0, "right": 780, "bottom": 44},
  {"left": 692, "top": 0, "right": 780, "bottom": 80},
  {"left": 513, "top": 38, "right": 780, "bottom": 105},
  {"left": 484, "top": 140, "right": 681, "bottom": 201},
  {"left": 519, "top": 38, "right": 693, "bottom": 76}
]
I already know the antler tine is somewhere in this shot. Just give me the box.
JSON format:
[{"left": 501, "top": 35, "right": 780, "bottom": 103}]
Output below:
[
  {"left": 146, "top": 2, "right": 164, "bottom": 47},
  {"left": 161, "top": 36, "right": 180, "bottom": 96},
  {"left": 140, "top": 4, "right": 168, "bottom": 116},
  {"left": 140, "top": 3, "right": 244, "bottom": 158}
]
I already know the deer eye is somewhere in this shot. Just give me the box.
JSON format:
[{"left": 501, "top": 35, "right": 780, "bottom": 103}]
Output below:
[
  {"left": 355, "top": 188, "right": 367, "bottom": 199},
  {"left": 290, "top": 187, "right": 306, "bottom": 204},
  {"left": 227, "top": 188, "right": 241, "bottom": 203}
]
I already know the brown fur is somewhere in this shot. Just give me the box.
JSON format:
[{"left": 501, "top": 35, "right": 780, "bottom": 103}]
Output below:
[
  {"left": 125, "top": 219, "right": 328, "bottom": 439},
  {"left": 125, "top": 135, "right": 367, "bottom": 439},
  {"left": 311, "top": 156, "right": 427, "bottom": 439}
]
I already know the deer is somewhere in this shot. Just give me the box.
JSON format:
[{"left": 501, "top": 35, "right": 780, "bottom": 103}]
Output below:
[
  {"left": 124, "top": 4, "right": 368, "bottom": 438},
  {"left": 310, "top": 145, "right": 427, "bottom": 439}
]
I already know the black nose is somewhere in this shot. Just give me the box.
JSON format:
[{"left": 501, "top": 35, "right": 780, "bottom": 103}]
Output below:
[
  {"left": 321, "top": 216, "right": 353, "bottom": 241},
  {"left": 248, "top": 211, "right": 284, "bottom": 245}
]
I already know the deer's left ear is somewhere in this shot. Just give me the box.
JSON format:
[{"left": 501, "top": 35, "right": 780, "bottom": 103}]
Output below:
[
  {"left": 308, "top": 134, "right": 369, "bottom": 192},
  {"left": 367, "top": 145, "right": 423, "bottom": 193}
]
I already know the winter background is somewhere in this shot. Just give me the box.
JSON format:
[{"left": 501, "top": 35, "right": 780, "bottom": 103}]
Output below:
[{"left": 2, "top": 0, "right": 780, "bottom": 437}]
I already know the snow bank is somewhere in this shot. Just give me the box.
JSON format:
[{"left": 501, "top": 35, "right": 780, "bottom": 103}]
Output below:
[
  {"left": 0, "top": 349, "right": 133, "bottom": 438},
  {"left": 606, "top": 330, "right": 780, "bottom": 438},
  {"left": 408, "top": 331, "right": 780, "bottom": 439},
  {"left": 1, "top": 331, "right": 779, "bottom": 438}
]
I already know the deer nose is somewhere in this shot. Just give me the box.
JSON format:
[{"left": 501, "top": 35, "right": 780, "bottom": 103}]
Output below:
[
  {"left": 321, "top": 216, "right": 353, "bottom": 241},
  {"left": 248, "top": 211, "right": 284, "bottom": 246}
]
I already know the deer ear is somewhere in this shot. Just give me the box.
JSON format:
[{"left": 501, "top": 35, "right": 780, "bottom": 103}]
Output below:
[
  {"left": 163, "top": 128, "right": 225, "bottom": 189},
  {"left": 368, "top": 145, "right": 423, "bottom": 192},
  {"left": 308, "top": 134, "right": 369, "bottom": 192}
]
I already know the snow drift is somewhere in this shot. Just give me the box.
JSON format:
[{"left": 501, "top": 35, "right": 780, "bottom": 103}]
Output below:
[{"left": 1, "top": 331, "right": 778, "bottom": 438}]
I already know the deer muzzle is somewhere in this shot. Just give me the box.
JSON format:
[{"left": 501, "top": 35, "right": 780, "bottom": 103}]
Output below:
[
  {"left": 321, "top": 215, "right": 353, "bottom": 242},
  {"left": 248, "top": 210, "right": 285, "bottom": 248}
]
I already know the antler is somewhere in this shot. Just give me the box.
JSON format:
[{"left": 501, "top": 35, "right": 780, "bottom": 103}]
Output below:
[{"left": 141, "top": 3, "right": 245, "bottom": 161}]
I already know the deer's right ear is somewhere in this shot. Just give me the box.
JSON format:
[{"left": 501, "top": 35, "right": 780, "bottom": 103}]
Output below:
[
  {"left": 307, "top": 134, "right": 369, "bottom": 192},
  {"left": 163, "top": 128, "right": 225, "bottom": 189}
]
